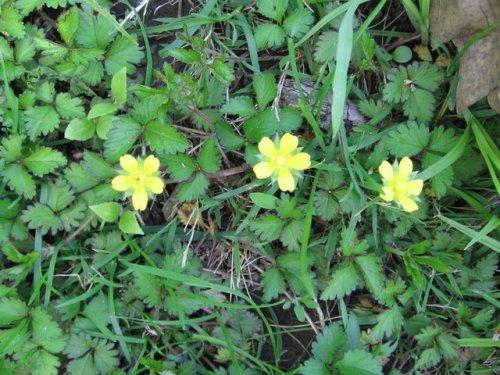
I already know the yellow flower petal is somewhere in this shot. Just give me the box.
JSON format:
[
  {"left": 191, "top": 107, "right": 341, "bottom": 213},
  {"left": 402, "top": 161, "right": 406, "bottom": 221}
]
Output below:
[
  {"left": 143, "top": 155, "right": 160, "bottom": 175},
  {"left": 397, "top": 157, "right": 413, "bottom": 180},
  {"left": 112, "top": 175, "right": 134, "bottom": 191},
  {"left": 132, "top": 186, "right": 148, "bottom": 211},
  {"left": 397, "top": 195, "right": 419, "bottom": 213},
  {"left": 378, "top": 161, "right": 393, "bottom": 181},
  {"left": 120, "top": 154, "right": 139, "bottom": 174},
  {"left": 279, "top": 133, "right": 298, "bottom": 154},
  {"left": 289, "top": 152, "right": 311, "bottom": 170},
  {"left": 380, "top": 186, "right": 394, "bottom": 202},
  {"left": 277, "top": 169, "right": 295, "bottom": 192},
  {"left": 404, "top": 179, "right": 423, "bottom": 196},
  {"left": 258, "top": 137, "right": 276, "bottom": 157},
  {"left": 253, "top": 162, "right": 274, "bottom": 179},
  {"left": 146, "top": 177, "right": 164, "bottom": 194}
]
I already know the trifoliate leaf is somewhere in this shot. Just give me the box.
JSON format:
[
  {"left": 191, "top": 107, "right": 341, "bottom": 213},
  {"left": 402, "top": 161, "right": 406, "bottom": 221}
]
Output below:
[
  {"left": 280, "top": 219, "right": 303, "bottom": 251},
  {"left": 24, "top": 106, "right": 60, "bottom": 140},
  {"left": 383, "top": 66, "right": 408, "bottom": 103},
  {"left": 402, "top": 87, "right": 436, "bottom": 123},
  {"left": 34, "top": 82, "right": 55, "bottom": 104},
  {"left": 371, "top": 305, "right": 404, "bottom": 341},
  {"left": 311, "top": 323, "right": 347, "bottom": 363},
  {"left": 1, "top": 164, "right": 36, "bottom": 199},
  {"left": 384, "top": 121, "right": 430, "bottom": 157},
  {"left": 314, "top": 191, "right": 340, "bottom": 221},
  {"left": 320, "top": 263, "right": 360, "bottom": 300},
  {"left": 429, "top": 126, "right": 460, "bottom": 153},
  {"left": 161, "top": 154, "right": 196, "bottom": 182},
  {"left": 255, "top": 24, "right": 285, "bottom": 49},
  {"left": 0, "top": 298, "right": 28, "bottom": 325},
  {"left": 65, "top": 118, "right": 95, "bottom": 141},
  {"left": 23, "top": 147, "right": 67, "bottom": 176},
  {"left": 64, "top": 163, "right": 98, "bottom": 192},
  {"left": 262, "top": 267, "right": 285, "bottom": 302},
  {"left": 0, "top": 134, "right": 24, "bottom": 163},
  {"left": 21, "top": 203, "right": 60, "bottom": 235},
  {"left": 25, "top": 349, "right": 61, "bottom": 375},
  {"left": 257, "top": 0, "right": 288, "bottom": 22},
  {"left": 119, "top": 211, "right": 144, "bottom": 235},
  {"left": 134, "top": 272, "right": 162, "bottom": 307},
  {"left": 105, "top": 36, "right": 144, "bottom": 75},
  {"left": 215, "top": 121, "right": 245, "bottom": 151},
  {"left": 355, "top": 255, "right": 384, "bottom": 297},
  {"left": 103, "top": 117, "right": 142, "bottom": 162},
  {"left": 55, "top": 93, "right": 85, "bottom": 119},
  {"left": 46, "top": 179, "right": 75, "bottom": 211},
  {"left": 57, "top": 7, "right": 80, "bottom": 45},
  {"left": 144, "top": 120, "right": 189, "bottom": 154},
  {"left": 283, "top": 8, "right": 314, "bottom": 38},
  {"left": 407, "top": 61, "right": 444, "bottom": 92},
  {"left": 243, "top": 108, "right": 302, "bottom": 142},
  {"left": 176, "top": 173, "right": 209, "bottom": 202},
  {"left": 314, "top": 31, "right": 338, "bottom": 63},
  {"left": 76, "top": 9, "right": 116, "bottom": 49},
  {"left": 198, "top": 137, "right": 221, "bottom": 174},
  {"left": 250, "top": 214, "right": 285, "bottom": 242},
  {"left": 334, "top": 349, "right": 383, "bottom": 375},
  {"left": 253, "top": 73, "right": 276, "bottom": 110},
  {"left": 221, "top": 96, "right": 256, "bottom": 117}
]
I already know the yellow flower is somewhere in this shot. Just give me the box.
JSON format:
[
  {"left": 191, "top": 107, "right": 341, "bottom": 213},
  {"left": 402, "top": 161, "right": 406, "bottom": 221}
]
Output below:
[
  {"left": 111, "top": 154, "right": 164, "bottom": 211},
  {"left": 378, "top": 157, "right": 424, "bottom": 213},
  {"left": 253, "top": 133, "right": 311, "bottom": 192}
]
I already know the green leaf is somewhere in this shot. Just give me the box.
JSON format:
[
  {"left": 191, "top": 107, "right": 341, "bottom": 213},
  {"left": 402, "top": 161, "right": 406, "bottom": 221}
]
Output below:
[
  {"left": 103, "top": 117, "right": 142, "bottom": 163},
  {"left": 87, "top": 102, "right": 118, "bottom": 120},
  {"left": 111, "top": 67, "right": 127, "bottom": 104},
  {"left": 208, "top": 58, "right": 235, "bottom": 85},
  {"left": 95, "top": 116, "right": 115, "bottom": 140},
  {"left": 257, "top": 0, "right": 288, "bottom": 22},
  {"left": 0, "top": 298, "right": 28, "bottom": 325},
  {"left": 55, "top": 93, "right": 85, "bottom": 119},
  {"left": 1, "top": 164, "right": 36, "bottom": 199},
  {"left": 92, "top": 338, "right": 119, "bottom": 373},
  {"left": 415, "top": 347, "right": 441, "bottom": 369},
  {"left": 402, "top": 88, "right": 436, "bottom": 123},
  {"left": 0, "top": 6, "right": 25, "bottom": 39},
  {"left": 105, "top": 36, "right": 144, "bottom": 75},
  {"left": 82, "top": 151, "right": 117, "bottom": 180},
  {"left": 300, "top": 359, "right": 329, "bottom": 375},
  {"left": 221, "top": 96, "right": 256, "bottom": 117},
  {"left": 65, "top": 118, "right": 95, "bottom": 141},
  {"left": 215, "top": 121, "right": 245, "bottom": 150},
  {"left": 169, "top": 48, "right": 202, "bottom": 64},
  {"left": 314, "top": 191, "right": 340, "bottom": 221},
  {"left": 253, "top": 73, "right": 276, "bottom": 110},
  {"left": 76, "top": 8, "right": 116, "bottom": 49},
  {"left": 243, "top": 108, "right": 302, "bottom": 142},
  {"left": 198, "top": 137, "right": 221, "bottom": 174},
  {"left": 408, "top": 61, "right": 444, "bottom": 92},
  {"left": 335, "top": 349, "right": 383, "bottom": 375},
  {"left": 135, "top": 272, "right": 162, "bottom": 307},
  {"left": 67, "top": 354, "right": 96, "bottom": 375},
  {"left": 21, "top": 203, "right": 61, "bottom": 235},
  {"left": 262, "top": 268, "right": 285, "bottom": 302},
  {"left": 384, "top": 121, "right": 430, "bottom": 157},
  {"left": 176, "top": 173, "right": 209, "bottom": 202},
  {"left": 355, "top": 255, "right": 384, "bottom": 297},
  {"left": 250, "top": 214, "right": 285, "bottom": 242},
  {"left": 312, "top": 323, "right": 347, "bottom": 363},
  {"left": 255, "top": 23, "right": 286, "bottom": 49},
  {"left": 31, "top": 308, "right": 66, "bottom": 353},
  {"left": 23, "top": 147, "right": 67, "bottom": 176},
  {"left": 392, "top": 46, "right": 412, "bottom": 63},
  {"left": 118, "top": 211, "right": 144, "bottom": 235},
  {"left": 371, "top": 305, "right": 404, "bottom": 341},
  {"left": 283, "top": 8, "right": 314, "bottom": 38},
  {"left": 314, "top": 31, "right": 339, "bottom": 63},
  {"left": 280, "top": 219, "right": 303, "bottom": 251},
  {"left": 46, "top": 179, "right": 75, "bottom": 211},
  {"left": 161, "top": 154, "right": 196, "bottom": 182},
  {"left": 57, "top": 7, "right": 79, "bottom": 45},
  {"left": 320, "top": 263, "right": 360, "bottom": 300},
  {"left": 0, "top": 134, "right": 24, "bottom": 163},
  {"left": 27, "top": 349, "right": 61, "bottom": 375},
  {"left": 250, "top": 193, "right": 278, "bottom": 209},
  {"left": 24, "top": 106, "right": 60, "bottom": 140},
  {"left": 90, "top": 202, "right": 121, "bottom": 222},
  {"left": 144, "top": 120, "right": 189, "bottom": 154}
]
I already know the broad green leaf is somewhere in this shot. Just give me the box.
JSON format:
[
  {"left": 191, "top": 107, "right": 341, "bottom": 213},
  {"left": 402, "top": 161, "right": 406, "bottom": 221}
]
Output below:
[
  {"left": 0, "top": 298, "right": 28, "bottom": 324},
  {"left": 0, "top": 134, "right": 24, "bottom": 163},
  {"left": 250, "top": 192, "right": 278, "bottom": 209},
  {"left": 0, "top": 7, "right": 25, "bottom": 39},
  {"left": 65, "top": 118, "right": 95, "bottom": 141},
  {"left": 57, "top": 7, "right": 79, "bottom": 45},
  {"left": 105, "top": 36, "right": 144, "bottom": 75},
  {"left": 169, "top": 48, "right": 201, "bottom": 64},
  {"left": 55, "top": 93, "right": 85, "bottom": 119},
  {"left": 221, "top": 96, "right": 256, "bottom": 117},
  {"left": 371, "top": 305, "right": 404, "bottom": 340},
  {"left": 111, "top": 67, "right": 127, "bottom": 104},
  {"left": 87, "top": 102, "right": 118, "bottom": 120},
  {"left": 103, "top": 117, "right": 142, "bottom": 163},
  {"left": 243, "top": 108, "right": 302, "bottom": 141},
  {"left": 82, "top": 151, "right": 117, "bottom": 180},
  {"left": 262, "top": 268, "right": 285, "bottom": 301},
  {"left": 135, "top": 272, "right": 162, "bottom": 307},
  {"left": 335, "top": 349, "right": 383, "bottom": 375},
  {"left": 31, "top": 308, "right": 66, "bottom": 353},
  {"left": 215, "top": 121, "right": 245, "bottom": 150},
  {"left": 257, "top": 0, "right": 288, "bottom": 22},
  {"left": 24, "top": 106, "right": 60, "bottom": 140},
  {"left": 23, "top": 147, "right": 67, "bottom": 176},
  {"left": 176, "top": 173, "right": 209, "bottom": 202},
  {"left": 118, "top": 211, "right": 144, "bottom": 235},
  {"left": 144, "top": 120, "right": 189, "bottom": 154},
  {"left": 312, "top": 323, "right": 347, "bottom": 363},
  {"left": 208, "top": 58, "right": 235, "bottom": 85},
  {"left": 250, "top": 214, "right": 285, "bottom": 242},
  {"left": 21, "top": 203, "right": 61, "bottom": 235},
  {"left": 198, "top": 137, "right": 221, "bottom": 174},
  {"left": 314, "top": 31, "right": 339, "bottom": 63},
  {"left": 1, "top": 164, "right": 36, "bottom": 199},
  {"left": 355, "top": 255, "right": 384, "bottom": 297},
  {"left": 161, "top": 154, "right": 196, "bottom": 182},
  {"left": 283, "top": 8, "right": 314, "bottom": 38},
  {"left": 320, "top": 263, "right": 360, "bottom": 300},
  {"left": 95, "top": 115, "right": 115, "bottom": 140},
  {"left": 253, "top": 73, "right": 276, "bottom": 110},
  {"left": 255, "top": 23, "right": 285, "bottom": 49},
  {"left": 90, "top": 202, "right": 121, "bottom": 222},
  {"left": 384, "top": 121, "right": 430, "bottom": 157}
]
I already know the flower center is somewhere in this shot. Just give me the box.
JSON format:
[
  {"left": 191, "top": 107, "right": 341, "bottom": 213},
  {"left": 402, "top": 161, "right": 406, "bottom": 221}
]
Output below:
[
  {"left": 276, "top": 156, "right": 287, "bottom": 166},
  {"left": 134, "top": 173, "right": 146, "bottom": 185}
]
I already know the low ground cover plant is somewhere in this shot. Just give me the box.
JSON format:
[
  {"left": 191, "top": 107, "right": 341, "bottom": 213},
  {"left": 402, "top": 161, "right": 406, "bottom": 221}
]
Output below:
[{"left": 0, "top": 0, "right": 498, "bottom": 374}]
